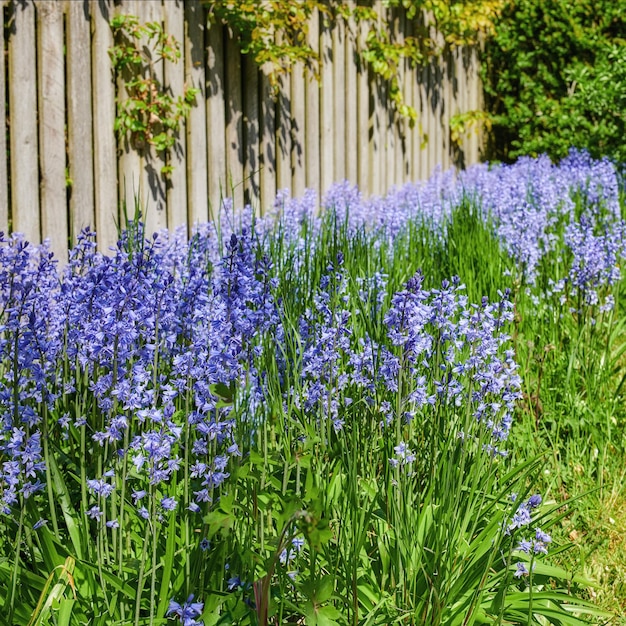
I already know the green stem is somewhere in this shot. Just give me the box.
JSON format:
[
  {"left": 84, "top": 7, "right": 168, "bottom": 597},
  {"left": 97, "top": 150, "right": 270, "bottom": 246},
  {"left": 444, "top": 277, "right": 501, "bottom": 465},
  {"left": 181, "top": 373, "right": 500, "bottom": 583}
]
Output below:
[
  {"left": 41, "top": 404, "right": 60, "bottom": 537},
  {"left": 6, "top": 500, "right": 25, "bottom": 623},
  {"left": 134, "top": 505, "right": 153, "bottom": 626}
]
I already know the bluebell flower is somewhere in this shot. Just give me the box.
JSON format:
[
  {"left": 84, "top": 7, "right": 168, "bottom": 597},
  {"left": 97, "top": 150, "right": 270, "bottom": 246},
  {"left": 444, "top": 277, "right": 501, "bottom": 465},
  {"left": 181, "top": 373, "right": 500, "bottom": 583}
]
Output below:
[{"left": 167, "top": 594, "right": 204, "bottom": 626}]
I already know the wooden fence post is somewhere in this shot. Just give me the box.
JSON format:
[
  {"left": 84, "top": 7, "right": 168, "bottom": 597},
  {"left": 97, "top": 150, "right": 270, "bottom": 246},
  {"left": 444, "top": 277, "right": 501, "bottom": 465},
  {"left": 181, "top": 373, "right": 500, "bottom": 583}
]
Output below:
[
  {"left": 0, "top": 1, "right": 8, "bottom": 235},
  {"left": 92, "top": 0, "right": 119, "bottom": 252},
  {"left": 8, "top": 0, "right": 40, "bottom": 243},
  {"left": 185, "top": 0, "right": 209, "bottom": 227},
  {"left": 67, "top": 0, "right": 95, "bottom": 242},
  {"left": 304, "top": 7, "right": 320, "bottom": 199},
  {"left": 163, "top": 0, "right": 188, "bottom": 234},
  {"left": 206, "top": 20, "right": 226, "bottom": 220}
]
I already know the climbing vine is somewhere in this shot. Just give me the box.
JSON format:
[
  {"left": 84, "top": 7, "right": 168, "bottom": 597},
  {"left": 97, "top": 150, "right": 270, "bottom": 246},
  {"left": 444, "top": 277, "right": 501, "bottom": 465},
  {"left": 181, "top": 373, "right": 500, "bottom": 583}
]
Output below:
[
  {"left": 206, "top": 0, "right": 505, "bottom": 122},
  {"left": 108, "top": 14, "right": 199, "bottom": 175}
]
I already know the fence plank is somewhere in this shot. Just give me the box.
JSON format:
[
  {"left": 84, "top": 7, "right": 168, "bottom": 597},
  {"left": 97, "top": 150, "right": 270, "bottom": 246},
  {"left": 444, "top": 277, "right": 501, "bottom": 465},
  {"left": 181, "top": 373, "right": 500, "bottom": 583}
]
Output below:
[
  {"left": 8, "top": 0, "right": 39, "bottom": 242},
  {"left": 36, "top": 0, "right": 67, "bottom": 261},
  {"left": 290, "top": 65, "right": 306, "bottom": 198},
  {"left": 275, "top": 72, "right": 291, "bottom": 193},
  {"left": 92, "top": 0, "right": 119, "bottom": 252},
  {"left": 115, "top": 0, "right": 141, "bottom": 226},
  {"left": 320, "top": 20, "right": 334, "bottom": 197},
  {"left": 163, "top": 0, "right": 188, "bottom": 233},
  {"left": 467, "top": 47, "right": 480, "bottom": 163},
  {"left": 0, "top": 1, "right": 8, "bottom": 235},
  {"left": 356, "top": 13, "right": 369, "bottom": 194},
  {"left": 138, "top": 0, "right": 167, "bottom": 239},
  {"left": 304, "top": 8, "right": 320, "bottom": 198},
  {"left": 344, "top": 3, "right": 357, "bottom": 186},
  {"left": 259, "top": 71, "right": 276, "bottom": 214},
  {"left": 243, "top": 56, "right": 260, "bottom": 209},
  {"left": 185, "top": 0, "right": 209, "bottom": 226},
  {"left": 67, "top": 0, "right": 95, "bottom": 240},
  {"left": 332, "top": 19, "right": 345, "bottom": 183},
  {"left": 206, "top": 21, "right": 226, "bottom": 219},
  {"left": 395, "top": 11, "right": 407, "bottom": 184},
  {"left": 225, "top": 35, "right": 244, "bottom": 209}
]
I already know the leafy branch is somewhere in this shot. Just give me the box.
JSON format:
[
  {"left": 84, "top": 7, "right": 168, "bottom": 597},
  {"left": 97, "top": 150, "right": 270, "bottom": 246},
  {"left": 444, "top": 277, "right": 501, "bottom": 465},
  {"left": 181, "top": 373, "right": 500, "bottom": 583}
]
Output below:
[
  {"left": 109, "top": 14, "right": 199, "bottom": 175},
  {"left": 206, "top": 0, "right": 506, "bottom": 123}
]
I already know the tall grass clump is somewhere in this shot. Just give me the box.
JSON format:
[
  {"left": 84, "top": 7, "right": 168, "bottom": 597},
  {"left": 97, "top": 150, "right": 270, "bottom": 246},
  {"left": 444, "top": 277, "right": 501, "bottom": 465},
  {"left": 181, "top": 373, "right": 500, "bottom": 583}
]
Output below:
[{"left": 0, "top": 150, "right": 622, "bottom": 625}]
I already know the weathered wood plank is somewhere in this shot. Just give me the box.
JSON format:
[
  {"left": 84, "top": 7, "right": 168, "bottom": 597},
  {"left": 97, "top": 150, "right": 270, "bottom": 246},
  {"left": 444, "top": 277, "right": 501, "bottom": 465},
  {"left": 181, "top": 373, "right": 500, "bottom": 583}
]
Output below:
[
  {"left": 206, "top": 20, "right": 226, "bottom": 220},
  {"left": 243, "top": 55, "right": 260, "bottom": 209},
  {"left": 419, "top": 64, "right": 431, "bottom": 181},
  {"left": 332, "top": 18, "right": 345, "bottom": 183},
  {"left": 344, "top": 2, "right": 357, "bottom": 186},
  {"left": 36, "top": 0, "right": 67, "bottom": 261},
  {"left": 319, "top": 19, "right": 334, "bottom": 197},
  {"left": 356, "top": 11, "right": 370, "bottom": 194},
  {"left": 304, "top": 7, "right": 320, "bottom": 199},
  {"left": 395, "top": 11, "right": 408, "bottom": 185},
  {"left": 275, "top": 71, "right": 291, "bottom": 194},
  {"left": 8, "top": 0, "right": 40, "bottom": 242},
  {"left": 412, "top": 54, "right": 425, "bottom": 182},
  {"left": 371, "top": 2, "right": 385, "bottom": 196},
  {"left": 426, "top": 61, "right": 439, "bottom": 177},
  {"left": 92, "top": 0, "right": 119, "bottom": 252},
  {"left": 115, "top": 0, "right": 141, "bottom": 229},
  {"left": 67, "top": 0, "right": 95, "bottom": 240},
  {"left": 0, "top": 1, "right": 8, "bottom": 234},
  {"left": 444, "top": 51, "right": 454, "bottom": 170},
  {"left": 467, "top": 47, "right": 481, "bottom": 163},
  {"left": 163, "top": 0, "right": 188, "bottom": 234},
  {"left": 225, "top": 35, "right": 244, "bottom": 209},
  {"left": 185, "top": 0, "right": 209, "bottom": 226},
  {"left": 290, "top": 64, "right": 306, "bottom": 198},
  {"left": 259, "top": 70, "right": 276, "bottom": 214},
  {"left": 139, "top": 0, "right": 167, "bottom": 239}
]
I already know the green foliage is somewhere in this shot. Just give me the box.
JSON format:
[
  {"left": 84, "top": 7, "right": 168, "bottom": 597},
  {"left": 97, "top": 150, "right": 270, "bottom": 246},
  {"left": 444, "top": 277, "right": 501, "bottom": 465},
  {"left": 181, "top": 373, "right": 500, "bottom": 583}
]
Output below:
[
  {"left": 483, "top": 0, "right": 626, "bottom": 163},
  {"left": 207, "top": 1, "right": 324, "bottom": 90},
  {"left": 206, "top": 0, "right": 505, "bottom": 121},
  {"left": 108, "top": 14, "right": 199, "bottom": 174}
]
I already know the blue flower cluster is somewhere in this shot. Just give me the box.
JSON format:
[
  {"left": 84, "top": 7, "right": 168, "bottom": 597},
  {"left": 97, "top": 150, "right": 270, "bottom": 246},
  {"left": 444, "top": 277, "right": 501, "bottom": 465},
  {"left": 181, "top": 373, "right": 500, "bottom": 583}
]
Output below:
[{"left": 0, "top": 150, "right": 622, "bottom": 617}]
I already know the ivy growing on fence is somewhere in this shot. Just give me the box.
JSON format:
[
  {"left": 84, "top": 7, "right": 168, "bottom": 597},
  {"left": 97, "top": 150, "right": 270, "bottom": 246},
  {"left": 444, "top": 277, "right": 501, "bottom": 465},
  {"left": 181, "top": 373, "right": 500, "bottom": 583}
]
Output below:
[
  {"left": 108, "top": 14, "right": 199, "bottom": 176},
  {"left": 206, "top": 0, "right": 505, "bottom": 123}
]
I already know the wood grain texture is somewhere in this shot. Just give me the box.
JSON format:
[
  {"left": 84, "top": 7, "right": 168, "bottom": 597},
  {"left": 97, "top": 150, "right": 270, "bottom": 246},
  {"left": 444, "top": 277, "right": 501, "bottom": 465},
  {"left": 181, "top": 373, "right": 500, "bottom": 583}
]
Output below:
[
  {"left": 140, "top": 0, "right": 168, "bottom": 239},
  {"left": 320, "top": 19, "right": 334, "bottom": 197},
  {"left": 8, "top": 0, "right": 40, "bottom": 242},
  {"left": 304, "top": 7, "right": 320, "bottom": 198},
  {"left": 290, "top": 65, "right": 306, "bottom": 198},
  {"left": 162, "top": 0, "right": 188, "bottom": 234},
  {"left": 275, "top": 71, "right": 291, "bottom": 193},
  {"left": 259, "top": 70, "right": 276, "bottom": 214},
  {"left": 243, "top": 55, "right": 260, "bottom": 209},
  {"left": 225, "top": 35, "right": 244, "bottom": 209},
  {"left": 92, "top": 0, "right": 119, "bottom": 252},
  {"left": 344, "top": 2, "right": 357, "bottom": 186},
  {"left": 332, "top": 19, "right": 345, "bottom": 183},
  {"left": 206, "top": 20, "right": 226, "bottom": 220},
  {"left": 356, "top": 12, "right": 370, "bottom": 194},
  {"left": 36, "top": 0, "right": 67, "bottom": 260},
  {"left": 185, "top": 0, "right": 209, "bottom": 226},
  {"left": 67, "top": 0, "right": 95, "bottom": 240},
  {"left": 0, "top": 1, "right": 8, "bottom": 234}
]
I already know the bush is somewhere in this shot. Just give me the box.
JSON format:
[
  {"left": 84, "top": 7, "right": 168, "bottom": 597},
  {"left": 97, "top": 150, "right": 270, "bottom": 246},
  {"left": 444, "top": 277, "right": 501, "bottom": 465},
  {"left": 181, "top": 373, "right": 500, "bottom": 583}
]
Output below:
[{"left": 483, "top": 0, "right": 626, "bottom": 164}]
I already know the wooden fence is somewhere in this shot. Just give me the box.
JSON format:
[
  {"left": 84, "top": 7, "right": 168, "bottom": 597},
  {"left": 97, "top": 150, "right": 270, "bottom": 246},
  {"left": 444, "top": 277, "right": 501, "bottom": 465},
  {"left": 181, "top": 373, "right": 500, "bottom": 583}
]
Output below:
[{"left": 1, "top": 0, "right": 483, "bottom": 260}]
